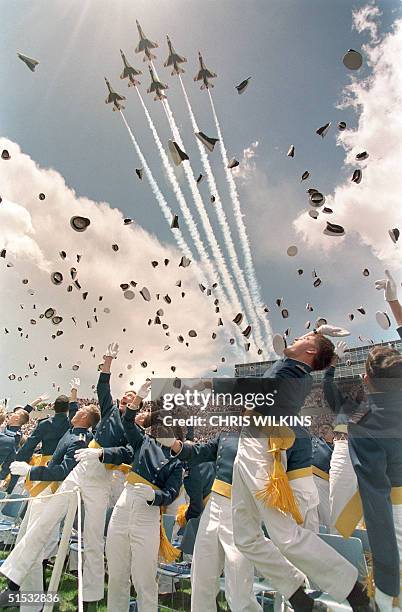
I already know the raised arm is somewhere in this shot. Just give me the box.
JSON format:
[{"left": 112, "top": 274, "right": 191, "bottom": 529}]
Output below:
[
  {"left": 174, "top": 434, "right": 219, "bottom": 465},
  {"left": 14, "top": 421, "right": 47, "bottom": 463},
  {"left": 27, "top": 437, "right": 88, "bottom": 482},
  {"left": 375, "top": 270, "right": 402, "bottom": 335},
  {"left": 122, "top": 381, "right": 152, "bottom": 450},
  {"left": 97, "top": 343, "right": 119, "bottom": 418},
  {"left": 69, "top": 378, "right": 81, "bottom": 422}
]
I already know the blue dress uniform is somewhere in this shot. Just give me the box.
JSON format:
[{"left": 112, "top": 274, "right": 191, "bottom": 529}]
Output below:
[
  {"left": 5, "top": 402, "right": 80, "bottom": 493},
  {"left": 105, "top": 406, "right": 183, "bottom": 612},
  {"left": 0, "top": 429, "right": 20, "bottom": 481},
  {"left": 311, "top": 436, "right": 333, "bottom": 528},
  {"left": 347, "top": 384, "right": 402, "bottom": 598},
  {"left": 180, "top": 461, "right": 216, "bottom": 524},
  {"left": 231, "top": 356, "right": 360, "bottom": 603},
  {"left": 0, "top": 424, "right": 93, "bottom": 596},
  {"left": 177, "top": 433, "right": 262, "bottom": 612}
]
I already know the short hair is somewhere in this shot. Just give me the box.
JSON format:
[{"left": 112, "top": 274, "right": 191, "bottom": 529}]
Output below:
[
  {"left": 366, "top": 346, "right": 402, "bottom": 392},
  {"left": 0, "top": 408, "right": 6, "bottom": 426},
  {"left": 54, "top": 395, "right": 69, "bottom": 414},
  {"left": 85, "top": 404, "right": 101, "bottom": 428},
  {"left": 312, "top": 335, "right": 335, "bottom": 371},
  {"left": 14, "top": 409, "right": 29, "bottom": 426}
]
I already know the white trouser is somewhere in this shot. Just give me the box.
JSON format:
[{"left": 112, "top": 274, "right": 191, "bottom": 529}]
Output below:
[
  {"left": 290, "top": 476, "right": 320, "bottom": 533},
  {"left": 105, "top": 482, "right": 160, "bottom": 612},
  {"left": 232, "top": 433, "right": 358, "bottom": 601},
  {"left": 329, "top": 440, "right": 357, "bottom": 533},
  {"left": 108, "top": 470, "right": 126, "bottom": 508},
  {"left": 17, "top": 487, "right": 60, "bottom": 612},
  {"left": 392, "top": 503, "right": 402, "bottom": 599},
  {"left": 191, "top": 491, "right": 262, "bottom": 612},
  {"left": 313, "top": 475, "right": 331, "bottom": 529},
  {"left": 1, "top": 460, "right": 112, "bottom": 602}
]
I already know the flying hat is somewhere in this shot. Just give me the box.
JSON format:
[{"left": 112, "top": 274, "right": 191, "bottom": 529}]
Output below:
[
  {"left": 196, "top": 173, "right": 203, "bottom": 184},
  {"left": 1, "top": 150, "right": 10, "bottom": 160},
  {"left": 210, "top": 195, "right": 216, "bottom": 203},
  {"left": 168, "top": 140, "right": 189, "bottom": 165},
  {"left": 309, "top": 192, "right": 325, "bottom": 207},
  {"left": 52, "top": 316, "right": 63, "bottom": 325},
  {"left": 70, "top": 216, "right": 90, "bottom": 232},
  {"left": 233, "top": 313, "right": 243, "bottom": 325},
  {"left": 272, "top": 333, "right": 286, "bottom": 357},
  {"left": 297, "top": 269, "right": 304, "bottom": 275},
  {"left": 316, "top": 318, "right": 327, "bottom": 327},
  {"left": 348, "top": 313, "right": 355, "bottom": 321},
  {"left": 242, "top": 325, "right": 251, "bottom": 338},
  {"left": 235, "top": 77, "right": 251, "bottom": 94},
  {"left": 281, "top": 309, "right": 289, "bottom": 319},
  {"left": 376, "top": 311, "right": 391, "bottom": 330},
  {"left": 316, "top": 123, "right": 331, "bottom": 138},
  {"left": 179, "top": 256, "right": 191, "bottom": 267},
  {"left": 388, "top": 228, "right": 399, "bottom": 243},
  {"left": 352, "top": 169, "right": 362, "bottom": 184},
  {"left": 309, "top": 209, "right": 319, "bottom": 219},
  {"left": 171, "top": 215, "right": 179, "bottom": 229},
  {"left": 356, "top": 151, "right": 369, "bottom": 161},
  {"left": 135, "top": 168, "right": 144, "bottom": 180},
  {"left": 112, "top": 244, "right": 119, "bottom": 251},
  {"left": 343, "top": 49, "right": 363, "bottom": 70},
  {"left": 140, "top": 287, "right": 151, "bottom": 301},
  {"left": 59, "top": 250, "right": 67, "bottom": 260},
  {"left": 151, "top": 261, "right": 158, "bottom": 268},
  {"left": 195, "top": 132, "right": 219, "bottom": 152},
  {"left": 188, "top": 330, "right": 197, "bottom": 337},
  {"left": 164, "top": 294, "right": 172, "bottom": 304},
  {"left": 83, "top": 290, "right": 88, "bottom": 300},
  {"left": 313, "top": 278, "right": 322, "bottom": 287},
  {"left": 287, "top": 245, "right": 298, "bottom": 256},
  {"left": 357, "top": 307, "right": 366, "bottom": 315},
  {"left": 164, "top": 258, "right": 169, "bottom": 266},
  {"left": 124, "top": 218, "right": 134, "bottom": 225},
  {"left": 301, "top": 171, "right": 310, "bottom": 181},
  {"left": 324, "top": 222, "right": 345, "bottom": 237},
  {"left": 51, "top": 272, "right": 63, "bottom": 285},
  {"left": 338, "top": 121, "right": 347, "bottom": 131},
  {"left": 287, "top": 145, "right": 295, "bottom": 158},
  {"left": 124, "top": 290, "right": 135, "bottom": 300},
  {"left": 363, "top": 268, "right": 370, "bottom": 276},
  {"left": 227, "top": 158, "right": 239, "bottom": 169},
  {"left": 305, "top": 321, "right": 311, "bottom": 329},
  {"left": 38, "top": 193, "right": 46, "bottom": 200},
  {"left": 322, "top": 207, "right": 333, "bottom": 214}
]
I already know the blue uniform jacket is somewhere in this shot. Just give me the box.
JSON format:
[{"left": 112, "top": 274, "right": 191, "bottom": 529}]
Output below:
[
  {"left": 183, "top": 461, "right": 216, "bottom": 521},
  {"left": 123, "top": 406, "right": 183, "bottom": 507},
  {"left": 286, "top": 427, "right": 314, "bottom": 474},
  {"left": 178, "top": 433, "right": 239, "bottom": 486},
  {"left": 96, "top": 372, "right": 130, "bottom": 448},
  {"left": 311, "top": 436, "right": 333, "bottom": 476},
  {"left": 29, "top": 427, "right": 92, "bottom": 482},
  {"left": 0, "top": 429, "right": 20, "bottom": 479},
  {"left": 323, "top": 367, "right": 359, "bottom": 423},
  {"left": 348, "top": 387, "right": 402, "bottom": 596}
]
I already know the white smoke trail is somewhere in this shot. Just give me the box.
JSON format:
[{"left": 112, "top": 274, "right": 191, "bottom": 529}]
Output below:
[
  {"left": 120, "top": 111, "right": 192, "bottom": 260},
  {"left": 177, "top": 78, "right": 266, "bottom": 348},
  {"left": 208, "top": 90, "right": 271, "bottom": 344},
  {"left": 133, "top": 94, "right": 245, "bottom": 353}
]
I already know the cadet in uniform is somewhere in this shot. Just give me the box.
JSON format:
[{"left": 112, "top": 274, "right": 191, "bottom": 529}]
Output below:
[
  {"left": 342, "top": 271, "right": 402, "bottom": 612},
  {"left": 170, "top": 431, "right": 262, "bottom": 612},
  {"left": 231, "top": 330, "right": 371, "bottom": 612},
  {"left": 0, "top": 402, "right": 100, "bottom": 608},
  {"left": 311, "top": 427, "right": 334, "bottom": 529},
  {"left": 106, "top": 381, "right": 183, "bottom": 612},
  {"left": 0, "top": 408, "right": 23, "bottom": 485}
]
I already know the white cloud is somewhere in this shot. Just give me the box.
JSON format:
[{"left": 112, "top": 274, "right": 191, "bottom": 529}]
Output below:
[
  {"left": 294, "top": 15, "right": 402, "bottom": 272},
  {"left": 352, "top": 2, "right": 382, "bottom": 44},
  {"left": 0, "top": 139, "right": 244, "bottom": 404}
]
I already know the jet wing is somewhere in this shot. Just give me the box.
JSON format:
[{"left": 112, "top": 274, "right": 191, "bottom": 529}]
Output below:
[{"left": 204, "top": 69, "right": 217, "bottom": 78}]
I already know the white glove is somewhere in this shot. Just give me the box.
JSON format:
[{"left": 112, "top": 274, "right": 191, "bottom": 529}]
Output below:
[
  {"left": 133, "top": 483, "right": 155, "bottom": 503},
  {"left": 74, "top": 448, "right": 102, "bottom": 462},
  {"left": 157, "top": 437, "right": 176, "bottom": 448},
  {"left": 10, "top": 461, "right": 31, "bottom": 477},
  {"left": 104, "top": 342, "right": 119, "bottom": 359},
  {"left": 316, "top": 324, "right": 350, "bottom": 337},
  {"left": 137, "top": 380, "right": 151, "bottom": 400},
  {"left": 70, "top": 377, "right": 80, "bottom": 389},
  {"left": 334, "top": 341, "right": 349, "bottom": 360},
  {"left": 375, "top": 270, "right": 398, "bottom": 302}
]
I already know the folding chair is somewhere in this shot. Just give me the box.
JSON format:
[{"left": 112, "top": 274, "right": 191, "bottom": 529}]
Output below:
[{"left": 0, "top": 492, "right": 28, "bottom": 548}]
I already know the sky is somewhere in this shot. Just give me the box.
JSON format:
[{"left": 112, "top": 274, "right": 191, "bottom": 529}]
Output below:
[{"left": 1, "top": 0, "right": 401, "bottom": 403}]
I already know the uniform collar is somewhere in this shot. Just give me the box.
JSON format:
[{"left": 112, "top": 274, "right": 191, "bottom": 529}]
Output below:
[
  {"left": 54, "top": 412, "right": 68, "bottom": 420},
  {"left": 7, "top": 425, "right": 21, "bottom": 434},
  {"left": 283, "top": 358, "right": 313, "bottom": 374},
  {"left": 71, "top": 427, "right": 88, "bottom": 435}
]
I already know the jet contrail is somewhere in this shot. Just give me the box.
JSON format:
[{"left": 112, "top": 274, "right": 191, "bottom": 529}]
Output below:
[
  {"left": 134, "top": 92, "right": 247, "bottom": 350},
  {"left": 177, "top": 77, "right": 266, "bottom": 349},
  {"left": 208, "top": 90, "right": 271, "bottom": 343},
  {"left": 120, "top": 111, "right": 191, "bottom": 259},
  {"left": 120, "top": 111, "right": 243, "bottom": 357}
]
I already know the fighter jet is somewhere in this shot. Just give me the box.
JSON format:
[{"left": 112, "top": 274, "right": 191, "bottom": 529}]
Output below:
[
  {"left": 164, "top": 36, "right": 187, "bottom": 75},
  {"left": 194, "top": 52, "right": 217, "bottom": 89},
  {"left": 104, "top": 78, "right": 126, "bottom": 111},
  {"left": 120, "top": 50, "right": 142, "bottom": 87},
  {"left": 147, "top": 66, "right": 168, "bottom": 101},
  {"left": 17, "top": 52, "right": 39, "bottom": 72},
  {"left": 135, "top": 20, "right": 158, "bottom": 62}
]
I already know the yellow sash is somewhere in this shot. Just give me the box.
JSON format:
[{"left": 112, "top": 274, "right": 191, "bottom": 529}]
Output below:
[
  {"left": 312, "top": 466, "right": 330, "bottom": 481},
  {"left": 176, "top": 492, "right": 211, "bottom": 527},
  {"left": 25, "top": 454, "right": 59, "bottom": 497},
  {"left": 336, "top": 486, "right": 402, "bottom": 537},
  {"left": 211, "top": 478, "right": 232, "bottom": 499},
  {"left": 88, "top": 440, "right": 131, "bottom": 474},
  {"left": 288, "top": 466, "right": 314, "bottom": 481},
  {"left": 126, "top": 471, "right": 181, "bottom": 563}
]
